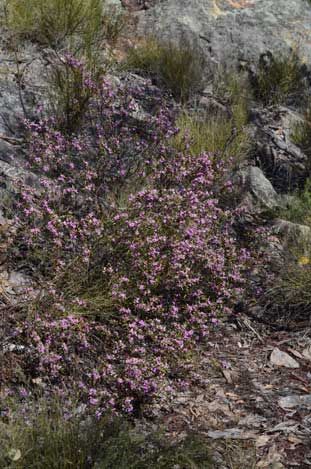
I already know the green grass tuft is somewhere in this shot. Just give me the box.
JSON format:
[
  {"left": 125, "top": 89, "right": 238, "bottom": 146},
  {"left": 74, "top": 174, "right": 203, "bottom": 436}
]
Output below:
[
  {"left": 124, "top": 38, "right": 205, "bottom": 102},
  {"left": 5, "top": 0, "right": 125, "bottom": 49},
  {"left": 250, "top": 51, "right": 306, "bottom": 105},
  {"left": 0, "top": 399, "right": 214, "bottom": 469},
  {"left": 172, "top": 72, "right": 252, "bottom": 165},
  {"left": 291, "top": 103, "right": 311, "bottom": 175},
  {"left": 278, "top": 179, "right": 311, "bottom": 225}
]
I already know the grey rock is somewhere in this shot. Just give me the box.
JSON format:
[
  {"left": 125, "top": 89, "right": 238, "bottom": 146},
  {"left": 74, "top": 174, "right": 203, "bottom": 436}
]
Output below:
[
  {"left": 2, "top": 343, "right": 26, "bottom": 353},
  {"left": 105, "top": 0, "right": 122, "bottom": 7},
  {"left": 251, "top": 106, "right": 308, "bottom": 192},
  {"left": 273, "top": 219, "right": 311, "bottom": 245},
  {"left": 0, "top": 139, "right": 17, "bottom": 165},
  {"left": 198, "top": 95, "right": 230, "bottom": 119},
  {"left": 233, "top": 166, "right": 280, "bottom": 213},
  {"left": 0, "top": 159, "right": 38, "bottom": 213},
  {"left": 0, "top": 270, "right": 31, "bottom": 295},
  {"left": 137, "top": 0, "right": 311, "bottom": 70},
  {"left": 278, "top": 394, "right": 311, "bottom": 410},
  {"left": 270, "top": 348, "right": 300, "bottom": 369}
]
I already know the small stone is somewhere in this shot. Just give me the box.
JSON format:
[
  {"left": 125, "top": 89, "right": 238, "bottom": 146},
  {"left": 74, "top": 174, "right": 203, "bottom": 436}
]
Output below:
[
  {"left": 270, "top": 348, "right": 299, "bottom": 369},
  {"left": 302, "top": 346, "right": 311, "bottom": 362}
]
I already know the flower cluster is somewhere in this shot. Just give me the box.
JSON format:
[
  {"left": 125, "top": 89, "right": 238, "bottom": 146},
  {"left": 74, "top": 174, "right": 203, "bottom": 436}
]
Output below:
[
  {"left": 16, "top": 70, "right": 175, "bottom": 272},
  {"left": 8, "top": 68, "right": 257, "bottom": 415}
]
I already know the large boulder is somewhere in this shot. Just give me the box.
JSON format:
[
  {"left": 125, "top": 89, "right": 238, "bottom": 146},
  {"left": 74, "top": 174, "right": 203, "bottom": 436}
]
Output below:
[{"left": 137, "top": 0, "right": 311, "bottom": 69}]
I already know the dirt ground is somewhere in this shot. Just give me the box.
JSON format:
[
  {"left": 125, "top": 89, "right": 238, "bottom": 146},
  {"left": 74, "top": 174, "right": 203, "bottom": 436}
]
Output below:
[{"left": 154, "top": 319, "right": 311, "bottom": 468}]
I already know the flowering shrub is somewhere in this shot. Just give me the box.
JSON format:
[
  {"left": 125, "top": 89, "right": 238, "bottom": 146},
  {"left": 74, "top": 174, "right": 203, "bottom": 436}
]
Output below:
[
  {"left": 16, "top": 66, "right": 175, "bottom": 273},
  {"left": 8, "top": 67, "right": 257, "bottom": 415}
]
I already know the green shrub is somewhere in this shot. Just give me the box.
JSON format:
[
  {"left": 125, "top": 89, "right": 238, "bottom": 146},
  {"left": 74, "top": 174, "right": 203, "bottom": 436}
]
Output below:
[
  {"left": 125, "top": 38, "right": 205, "bottom": 102},
  {"left": 278, "top": 179, "right": 311, "bottom": 225},
  {"left": 5, "top": 0, "right": 124, "bottom": 49},
  {"left": 47, "top": 54, "right": 103, "bottom": 133},
  {"left": 101, "top": 6, "right": 126, "bottom": 46},
  {"left": 0, "top": 401, "right": 110, "bottom": 469},
  {"left": 96, "top": 432, "right": 214, "bottom": 469},
  {"left": 251, "top": 51, "right": 306, "bottom": 105}
]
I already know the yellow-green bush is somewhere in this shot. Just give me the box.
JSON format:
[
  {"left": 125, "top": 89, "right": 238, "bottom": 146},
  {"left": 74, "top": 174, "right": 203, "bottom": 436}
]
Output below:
[
  {"left": 125, "top": 38, "right": 205, "bottom": 102},
  {"left": 172, "top": 73, "right": 252, "bottom": 165},
  {"left": 251, "top": 51, "right": 306, "bottom": 105},
  {"left": 47, "top": 55, "right": 103, "bottom": 133},
  {"left": 5, "top": 0, "right": 124, "bottom": 49}
]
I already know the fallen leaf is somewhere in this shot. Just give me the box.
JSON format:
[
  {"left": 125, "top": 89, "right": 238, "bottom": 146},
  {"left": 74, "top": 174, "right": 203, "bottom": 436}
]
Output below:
[
  {"left": 289, "top": 372, "right": 309, "bottom": 386},
  {"left": 288, "top": 436, "right": 302, "bottom": 445},
  {"left": 239, "top": 414, "right": 267, "bottom": 428},
  {"left": 225, "top": 392, "right": 239, "bottom": 399},
  {"left": 288, "top": 349, "right": 303, "bottom": 359},
  {"left": 256, "top": 434, "right": 271, "bottom": 448},
  {"left": 270, "top": 421, "right": 299, "bottom": 433},
  {"left": 256, "top": 444, "right": 284, "bottom": 468},
  {"left": 206, "top": 400, "right": 235, "bottom": 418},
  {"left": 207, "top": 428, "right": 258, "bottom": 439},
  {"left": 222, "top": 369, "right": 233, "bottom": 384},
  {"left": 32, "top": 378, "right": 43, "bottom": 385},
  {"left": 8, "top": 449, "right": 21, "bottom": 462}
]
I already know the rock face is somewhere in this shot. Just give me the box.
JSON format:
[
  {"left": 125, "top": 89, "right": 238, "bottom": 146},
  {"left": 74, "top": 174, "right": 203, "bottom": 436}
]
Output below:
[
  {"left": 0, "top": 37, "right": 46, "bottom": 300},
  {"left": 137, "top": 0, "right": 311, "bottom": 68},
  {"left": 273, "top": 219, "right": 311, "bottom": 245},
  {"left": 250, "top": 106, "right": 308, "bottom": 192},
  {"left": 233, "top": 166, "right": 281, "bottom": 214}
]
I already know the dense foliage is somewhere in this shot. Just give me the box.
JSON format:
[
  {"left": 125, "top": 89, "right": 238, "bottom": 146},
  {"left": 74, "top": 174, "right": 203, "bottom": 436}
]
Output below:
[{"left": 4, "top": 60, "right": 258, "bottom": 415}]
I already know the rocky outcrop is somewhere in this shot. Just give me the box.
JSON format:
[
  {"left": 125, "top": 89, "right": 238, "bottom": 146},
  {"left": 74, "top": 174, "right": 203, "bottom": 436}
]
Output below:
[
  {"left": 0, "top": 37, "right": 46, "bottom": 300},
  {"left": 250, "top": 106, "right": 308, "bottom": 192},
  {"left": 273, "top": 218, "right": 311, "bottom": 246},
  {"left": 233, "top": 166, "right": 281, "bottom": 214},
  {"left": 137, "top": 0, "right": 311, "bottom": 69}
]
